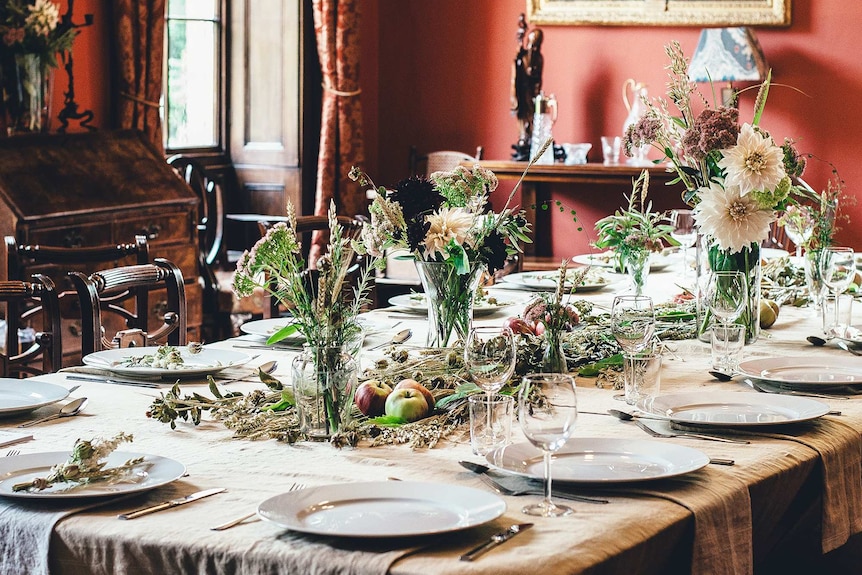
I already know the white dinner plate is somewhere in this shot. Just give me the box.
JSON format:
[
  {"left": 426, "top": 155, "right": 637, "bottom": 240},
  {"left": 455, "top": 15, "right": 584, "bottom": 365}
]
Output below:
[
  {"left": 82, "top": 347, "right": 252, "bottom": 378},
  {"left": 387, "top": 292, "right": 527, "bottom": 316},
  {"left": 240, "top": 318, "right": 303, "bottom": 341},
  {"left": 0, "top": 451, "right": 186, "bottom": 499},
  {"left": 257, "top": 481, "right": 505, "bottom": 538},
  {"left": 500, "top": 270, "right": 612, "bottom": 292},
  {"left": 486, "top": 438, "right": 709, "bottom": 484},
  {"left": 761, "top": 247, "right": 790, "bottom": 259},
  {"left": 241, "top": 316, "right": 383, "bottom": 340},
  {"left": 643, "top": 391, "right": 830, "bottom": 426},
  {"left": 737, "top": 356, "right": 862, "bottom": 387},
  {"left": 571, "top": 252, "right": 672, "bottom": 272},
  {"left": 0, "top": 380, "right": 70, "bottom": 417}
]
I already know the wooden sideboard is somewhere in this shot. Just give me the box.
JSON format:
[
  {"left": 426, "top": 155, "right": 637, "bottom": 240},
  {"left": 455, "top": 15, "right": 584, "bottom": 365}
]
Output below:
[
  {"left": 470, "top": 160, "right": 687, "bottom": 263},
  {"left": 0, "top": 131, "right": 202, "bottom": 364}
]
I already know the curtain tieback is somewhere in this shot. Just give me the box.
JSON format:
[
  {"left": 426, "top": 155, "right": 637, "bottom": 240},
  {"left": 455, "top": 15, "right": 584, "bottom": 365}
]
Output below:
[
  {"left": 120, "top": 92, "right": 160, "bottom": 109},
  {"left": 322, "top": 79, "right": 361, "bottom": 97}
]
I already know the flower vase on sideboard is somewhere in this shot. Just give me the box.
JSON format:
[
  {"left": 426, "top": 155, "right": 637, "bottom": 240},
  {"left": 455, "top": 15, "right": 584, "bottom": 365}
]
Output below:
[{"left": 2, "top": 53, "right": 53, "bottom": 135}]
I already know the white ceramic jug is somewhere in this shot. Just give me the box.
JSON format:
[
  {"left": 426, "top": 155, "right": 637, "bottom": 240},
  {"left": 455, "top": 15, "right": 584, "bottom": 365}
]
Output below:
[
  {"left": 530, "top": 92, "right": 557, "bottom": 165},
  {"left": 622, "top": 79, "right": 650, "bottom": 166}
]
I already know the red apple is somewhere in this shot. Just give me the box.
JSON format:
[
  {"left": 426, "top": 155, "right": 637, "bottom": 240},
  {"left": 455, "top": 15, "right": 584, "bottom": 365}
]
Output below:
[
  {"left": 394, "top": 379, "right": 435, "bottom": 411},
  {"left": 354, "top": 379, "right": 392, "bottom": 416},
  {"left": 503, "top": 316, "right": 535, "bottom": 336},
  {"left": 384, "top": 388, "right": 430, "bottom": 422}
]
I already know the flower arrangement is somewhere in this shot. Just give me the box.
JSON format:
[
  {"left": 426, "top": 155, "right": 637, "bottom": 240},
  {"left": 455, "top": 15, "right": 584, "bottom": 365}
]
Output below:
[
  {"left": 233, "top": 201, "right": 376, "bottom": 351},
  {"left": 0, "top": 0, "right": 75, "bottom": 65},
  {"left": 593, "top": 170, "right": 676, "bottom": 275},
  {"left": 623, "top": 41, "right": 828, "bottom": 341},
  {"left": 351, "top": 163, "right": 531, "bottom": 346}
]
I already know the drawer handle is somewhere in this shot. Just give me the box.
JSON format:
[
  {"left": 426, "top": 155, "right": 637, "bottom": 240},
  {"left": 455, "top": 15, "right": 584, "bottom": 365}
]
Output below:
[
  {"left": 68, "top": 321, "right": 81, "bottom": 337},
  {"left": 139, "top": 224, "right": 161, "bottom": 240}
]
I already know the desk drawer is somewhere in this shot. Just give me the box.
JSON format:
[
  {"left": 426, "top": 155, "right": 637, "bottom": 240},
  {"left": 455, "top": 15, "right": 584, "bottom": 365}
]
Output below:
[
  {"left": 114, "top": 211, "right": 193, "bottom": 245},
  {"left": 26, "top": 222, "right": 113, "bottom": 248}
]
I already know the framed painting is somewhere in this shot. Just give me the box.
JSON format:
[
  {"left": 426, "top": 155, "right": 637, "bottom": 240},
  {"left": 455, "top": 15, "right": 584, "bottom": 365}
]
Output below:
[{"left": 527, "top": 0, "right": 791, "bottom": 27}]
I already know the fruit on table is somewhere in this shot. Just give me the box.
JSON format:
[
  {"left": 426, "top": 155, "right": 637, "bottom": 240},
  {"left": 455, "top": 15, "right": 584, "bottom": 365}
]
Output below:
[
  {"left": 760, "top": 299, "right": 780, "bottom": 329},
  {"left": 503, "top": 317, "right": 536, "bottom": 336},
  {"left": 384, "top": 388, "right": 430, "bottom": 422},
  {"left": 394, "top": 379, "right": 435, "bottom": 411},
  {"left": 354, "top": 379, "right": 392, "bottom": 416}
]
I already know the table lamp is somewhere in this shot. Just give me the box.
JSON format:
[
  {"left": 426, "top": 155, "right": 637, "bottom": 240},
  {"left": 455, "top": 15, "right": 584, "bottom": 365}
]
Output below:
[{"left": 688, "top": 27, "right": 769, "bottom": 107}]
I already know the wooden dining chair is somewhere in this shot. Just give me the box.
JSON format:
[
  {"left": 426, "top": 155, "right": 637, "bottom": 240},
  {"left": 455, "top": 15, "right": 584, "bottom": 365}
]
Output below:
[
  {"left": 254, "top": 215, "right": 368, "bottom": 318},
  {"left": 5, "top": 235, "right": 151, "bottom": 365},
  {"left": 69, "top": 258, "right": 187, "bottom": 355},
  {"left": 0, "top": 275, "right": 62, "bottom": 378}
]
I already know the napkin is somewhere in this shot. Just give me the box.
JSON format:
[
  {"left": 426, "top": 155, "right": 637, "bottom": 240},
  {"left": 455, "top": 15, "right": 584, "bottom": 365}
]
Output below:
[
  {"left": 0, "top": 499, "right": 94, "bottom": 575},
  {"left": 672, "top": 417, "right": 862, "bottom": 552}
]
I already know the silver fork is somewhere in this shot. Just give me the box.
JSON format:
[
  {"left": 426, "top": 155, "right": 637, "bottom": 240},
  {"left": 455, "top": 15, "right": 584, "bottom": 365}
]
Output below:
[
  {"left": 478, "top": 474, "right": 609, "bottom": 505},
  {"left": 634, "top": 419, "right": 750, "bottom": 444},
  {"left": 210, "top": 482, "right": 304, "bottom": 531},
  {"left": 4, "top": 449, "right": 20, "bottom": 457}
]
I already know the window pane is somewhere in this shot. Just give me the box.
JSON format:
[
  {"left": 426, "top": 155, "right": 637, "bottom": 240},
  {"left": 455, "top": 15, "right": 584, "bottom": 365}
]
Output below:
[
  {"left": 166, "top": 20, "right": 218, "bottom": 149},
  {"left": 168, "top": 0, "right": 217, "bottom": 20}
]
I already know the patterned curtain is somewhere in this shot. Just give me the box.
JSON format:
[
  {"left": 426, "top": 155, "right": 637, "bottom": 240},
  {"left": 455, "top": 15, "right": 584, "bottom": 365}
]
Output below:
[
  {"left": 310, "top": 0, "right": 365, "bottom": 262},
  {"left": 112, "top": 0, "right": 164, "bottom": 153}
]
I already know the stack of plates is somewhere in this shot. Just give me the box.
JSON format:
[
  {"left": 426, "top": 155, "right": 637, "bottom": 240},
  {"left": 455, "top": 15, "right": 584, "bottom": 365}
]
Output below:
[{"left": 736, "top": 357, "right": 862, "bottom": 393}]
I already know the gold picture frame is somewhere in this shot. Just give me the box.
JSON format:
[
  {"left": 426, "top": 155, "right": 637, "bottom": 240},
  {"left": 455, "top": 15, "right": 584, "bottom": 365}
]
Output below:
[{"left": 527, "top": 0, "right": 791, "bottom": 27}]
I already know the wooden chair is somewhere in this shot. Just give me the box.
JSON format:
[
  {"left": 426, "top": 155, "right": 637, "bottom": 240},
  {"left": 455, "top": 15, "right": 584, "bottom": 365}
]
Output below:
[
  {"left": 254, "top": 215, "right": 368, "bottom": 318},
  {"left": 166, "top": 155, "right": 232, "bottom": 340},
  {"left": 69, "top": 259, "right": 187, "bottom": 355},
  {"left": 5, "top": 235, "right": 150, "bottom": 365},
  {"left": 762, "top": 221, "right": 790, "bottom": 252},
  {"left": 0, "top": 275, "right": 62, "bottom": 378},
  {"left": 409, "top": 146, "right": 484, "bottom": 176}
]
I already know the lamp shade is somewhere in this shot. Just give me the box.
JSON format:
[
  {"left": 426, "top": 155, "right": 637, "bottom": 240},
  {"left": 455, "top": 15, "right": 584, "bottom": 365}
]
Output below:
[{"left": 688, "top": 27, "right": 768, "bottom": 83}]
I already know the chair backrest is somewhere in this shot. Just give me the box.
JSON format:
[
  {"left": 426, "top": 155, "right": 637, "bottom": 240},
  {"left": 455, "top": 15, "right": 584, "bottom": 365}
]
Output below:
[
  {"left": 256, "top": 215, "right": 367, "bottom": 318},
  {"left": 5, "top": 235, "right": 150, "bottom": 363},
  {"left": 69, "top": 258, "right": 187, "bottom": 355},
  {"left": 762, "top": 221, "right": 789, "bottom": 251},
  {"left": 0, "top": 275, "right": 62, "bottom": 378},
  {"left": 409, "top": 146, "right": 484, "bottom": 176}
]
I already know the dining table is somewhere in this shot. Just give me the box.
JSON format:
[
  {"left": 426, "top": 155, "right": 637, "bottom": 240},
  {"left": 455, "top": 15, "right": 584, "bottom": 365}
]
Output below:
[{"left": 2, "top": 251, "right": 862, "bottom": 575}]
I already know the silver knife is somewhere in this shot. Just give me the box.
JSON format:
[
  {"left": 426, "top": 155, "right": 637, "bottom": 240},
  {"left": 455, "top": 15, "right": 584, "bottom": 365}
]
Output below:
[
  {"left": 458, "top": 460, "right": 609, "bottom": 504},
  {"left": 64, "top": 375, "right": 161, "bottom": 389},
  {"left": 118, "top": 487, "right": 226, "bottom": 520},
  {"left": 460, "top": 523, "right": 534, "bottom": 561}
]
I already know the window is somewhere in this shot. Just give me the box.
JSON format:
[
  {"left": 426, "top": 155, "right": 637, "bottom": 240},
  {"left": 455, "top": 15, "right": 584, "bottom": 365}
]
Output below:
[{"left": 164, "top": 0, "right": 221, "bottom": 151}]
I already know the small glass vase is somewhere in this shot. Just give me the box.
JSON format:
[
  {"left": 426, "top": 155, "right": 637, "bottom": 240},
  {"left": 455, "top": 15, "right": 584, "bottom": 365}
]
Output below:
[
  {"left": 414, "top": 260, "right": 485, "bottom": 347},
  {"left": 803, "top": 248, "right": 826, "bottom": 311},
  {"left": 291, "top": 343, "right": 358, "bottom": 440},
  {"left": 625, "top": 250, "right": 651, "bottom": 296},
  {"left": 696, "top": 242, "right": 762, "bottom": 344},
  {"left": 539, "top": 330, "right": 567, "bottom": 373},
  {"left": 3, "top": 53, "right": 53, "bottom": 135}
]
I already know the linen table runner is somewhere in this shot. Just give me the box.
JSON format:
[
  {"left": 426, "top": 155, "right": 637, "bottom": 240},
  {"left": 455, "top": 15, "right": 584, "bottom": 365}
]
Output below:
[{"left": 673, "top": 416, "right": 862, "bottom": 552}]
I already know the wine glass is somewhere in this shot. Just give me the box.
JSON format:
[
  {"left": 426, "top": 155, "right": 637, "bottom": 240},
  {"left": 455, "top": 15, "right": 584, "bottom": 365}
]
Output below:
[
  {"left": 670, "top": 209, "right": 697, "bottom": 281},
  {"left": 704, "top": 271, "right": 747, "bottom": 329},
  {"left": 518, "top": 373, "right": 578, "bottom": 517},
  {"left": 819, "top": 247, "right": 856, "bottom": 335},
  {"left": 611, "top": 295, "right": 656, "bottom": 405},
  {"left": 464, "top": 326, "right": 517, "bottom": 448}
]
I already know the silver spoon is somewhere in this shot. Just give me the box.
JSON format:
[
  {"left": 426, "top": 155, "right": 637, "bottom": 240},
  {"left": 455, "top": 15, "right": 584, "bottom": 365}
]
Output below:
[
  {"left": 807, "top": 335, "right": 829, "bottom": 346},
  {"left": 836, "top": 340, "right": 862, "bottom": 357},
  {"left": 19, "top": 397, "right": 88, "bottom": 428},
  {"left": 368, "top": 329, "right": 412, "bottom": 351}
]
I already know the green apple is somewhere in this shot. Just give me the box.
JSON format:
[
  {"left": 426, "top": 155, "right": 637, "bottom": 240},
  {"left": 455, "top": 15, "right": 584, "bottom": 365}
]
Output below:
[
  {"left": 384, "top": 388, "right": 430, "bottom": 422},
  {"left": 354, "top": 379, "right": 392, "bottom": 416},
  {"left": 394, "top": 378, "right": 435, "bottom": 412}
]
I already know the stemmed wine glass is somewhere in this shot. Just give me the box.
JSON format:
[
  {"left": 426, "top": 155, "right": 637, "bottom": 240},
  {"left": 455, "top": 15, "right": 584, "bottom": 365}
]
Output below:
[
  {"left": 819, "top": 247, "right": 856, "bottom": 335},
  {"left": 705, "top": 271, "right": 747, "bottom": 329},
  {"left": 464, "top": 326, "right": 517, "bottom": 447},
  {"left": 610, "top": 296, "right": 656, "bottom": 404},
  {"left": 518, "top": 373, "right": 578, "bottom": 517},
  {"left": 704, "top": 271, "right": 747, "bottom": 372},
  {"left": 670, "top": 209, "right": 697, "bottom": 281}
]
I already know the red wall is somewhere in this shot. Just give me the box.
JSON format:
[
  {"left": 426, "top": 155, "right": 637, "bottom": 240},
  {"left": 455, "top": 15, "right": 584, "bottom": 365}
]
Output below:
[
  {"left": 48, "top": 0, "right": 110, "bottom": 132},
  {"left": 362, "top": 0, "right": 862, "bottom": 255}
]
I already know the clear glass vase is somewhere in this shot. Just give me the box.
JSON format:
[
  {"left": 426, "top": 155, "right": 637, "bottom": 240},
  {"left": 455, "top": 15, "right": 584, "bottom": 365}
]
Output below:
[
  {"left": 696, "top": 242, "right": 762, "bottom": 344},
  {"left": 625, "top": 250, "right": 651, "bottom": 296},
  {"left": 414, "top": 260, "right": 485, "bottom": 347},
  {"left": 539, "top": 330, "right": 567, "bottom": 373},
  {"left": 803, "top": 248, "right": 826, "bottom": 311},
  {"left": 291, "top": 343, "right": 358, "bottom": 440},
  {"left": 3, "top": 53, "right": 53, "bottom": 135}
]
